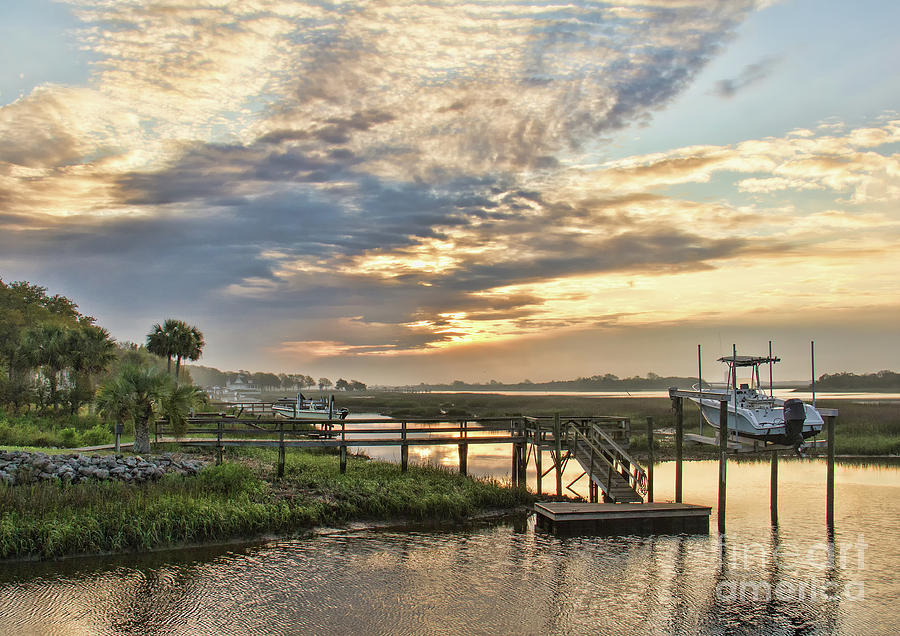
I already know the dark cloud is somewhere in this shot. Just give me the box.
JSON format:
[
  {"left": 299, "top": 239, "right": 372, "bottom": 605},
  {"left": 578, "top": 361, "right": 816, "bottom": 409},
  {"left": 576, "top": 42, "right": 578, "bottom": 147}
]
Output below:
[{"left": 713, "top": 57, "right": 779, "bottom": 98}]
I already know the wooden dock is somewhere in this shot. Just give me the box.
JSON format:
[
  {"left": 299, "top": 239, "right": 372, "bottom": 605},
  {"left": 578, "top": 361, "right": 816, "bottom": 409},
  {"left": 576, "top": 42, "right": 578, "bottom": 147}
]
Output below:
[{"left": 534, "top": 502, "right": 711, "bottom": 536}]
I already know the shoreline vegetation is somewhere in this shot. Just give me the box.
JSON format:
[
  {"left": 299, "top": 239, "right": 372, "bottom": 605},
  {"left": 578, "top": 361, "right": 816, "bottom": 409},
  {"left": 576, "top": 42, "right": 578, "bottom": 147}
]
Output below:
[
  {"left": 0, "top": 447, "right": 535, "bottom": 562},
  {"left": 1, "top": 390, "right": 897, "bottom": 561}
]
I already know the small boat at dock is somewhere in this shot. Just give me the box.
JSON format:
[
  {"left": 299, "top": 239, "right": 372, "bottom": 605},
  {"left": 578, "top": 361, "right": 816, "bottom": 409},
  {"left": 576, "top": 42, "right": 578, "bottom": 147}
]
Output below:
[
  {"left": 676, "top": 355, "right": 824, "bottom": 453},
  {"left": 271, "top": 393, "right": 349, "bottom": 421}
]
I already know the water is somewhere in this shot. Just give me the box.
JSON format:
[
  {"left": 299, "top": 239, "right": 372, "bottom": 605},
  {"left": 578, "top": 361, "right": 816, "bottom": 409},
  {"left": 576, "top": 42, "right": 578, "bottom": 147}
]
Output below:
[
  {"left": 431, "top": 389, "right": 900, "bottom": 401},
  {"left": 1, "top": 460, "right": 897, "bottom": 634}
]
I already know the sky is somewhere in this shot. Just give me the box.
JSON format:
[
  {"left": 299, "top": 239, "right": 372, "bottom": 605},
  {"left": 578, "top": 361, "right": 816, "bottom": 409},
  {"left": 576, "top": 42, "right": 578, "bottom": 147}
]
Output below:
[{"left": 1, "top": 0, "right": 898, "bottom": 385}]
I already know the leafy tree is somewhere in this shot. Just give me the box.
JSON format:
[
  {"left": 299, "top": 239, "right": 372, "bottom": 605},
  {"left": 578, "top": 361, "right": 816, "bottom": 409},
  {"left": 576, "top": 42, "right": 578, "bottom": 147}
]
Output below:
[
  {"left": 335, "top": 378, "right": 349, "bottom": 391},
  {"left": 318, "top": 377, "right": 333, "bottom": 391},
  {"left": 349, "top": 380, "right": 367, "bottom": 391}
]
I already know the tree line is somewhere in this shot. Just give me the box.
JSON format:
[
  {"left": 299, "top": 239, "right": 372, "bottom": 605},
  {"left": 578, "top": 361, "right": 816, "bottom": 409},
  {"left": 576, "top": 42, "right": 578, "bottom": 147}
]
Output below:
[
  {"left": 1, "top": 278, "right": 207, "bottom": 453},
  {"left": 186, "top": 365, "right": 367, "bottom": 392}
]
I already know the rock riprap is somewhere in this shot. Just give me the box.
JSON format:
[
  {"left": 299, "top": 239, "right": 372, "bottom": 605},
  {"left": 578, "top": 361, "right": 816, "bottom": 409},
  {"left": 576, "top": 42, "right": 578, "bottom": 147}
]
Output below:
[{"left": 0, "top": 450, "right": 205, "bottom": 486}]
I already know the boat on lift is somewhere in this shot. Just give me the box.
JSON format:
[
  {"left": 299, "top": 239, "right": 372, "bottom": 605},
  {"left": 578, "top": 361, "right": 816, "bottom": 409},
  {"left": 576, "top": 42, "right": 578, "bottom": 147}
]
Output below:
[
  {"left": 271, "top": 393, "right": 349, "bottom": 421},
  {"left": 686, "top": 355, "right": 823, "bottom": 452}
]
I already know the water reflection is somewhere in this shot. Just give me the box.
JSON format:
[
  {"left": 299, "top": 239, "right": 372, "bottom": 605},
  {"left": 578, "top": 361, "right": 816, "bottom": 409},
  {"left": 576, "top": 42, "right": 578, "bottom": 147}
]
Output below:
[{"left": 1, "top": 463, "right": 896, "bottom": 634}]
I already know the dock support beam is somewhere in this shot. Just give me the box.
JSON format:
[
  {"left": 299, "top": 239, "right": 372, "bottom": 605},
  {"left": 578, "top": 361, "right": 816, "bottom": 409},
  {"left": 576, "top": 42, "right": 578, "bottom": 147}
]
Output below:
[
  {"left": 718, "top": 399, "right": 728, "bottom": 534},
  {"left": 770, "top": 451, "right": 778, "bottom": 526},
  {"left": 554, "top": 413, "right": 562, "bottom": 497},
  {"left": 535, "top": 440, "right": 542, "bottom": 495},
  {"left": 216, "top": 420, "right": 224, "bottom": 466},
  {"left": 277, "top": 422, "right": 285, "bottom": 479},
  {"left": 674, "top": 398, "right": 683, "bottom": 503},
  {"left": 646, "top": 416, "right": 654, "bottom": 503},
  {"left": 400, "top": 421, "right": 408, "bottom": 473},
  {"left": 458, "top": 419, "right": 468, "bottom": 476},
  {"left": 826, "top": 414, "right": 836, "bottom": 531}
]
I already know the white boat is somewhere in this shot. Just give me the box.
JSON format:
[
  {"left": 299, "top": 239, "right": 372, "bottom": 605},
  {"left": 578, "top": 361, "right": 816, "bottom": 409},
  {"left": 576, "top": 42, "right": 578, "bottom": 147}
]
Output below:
[
  {"left": 687, "top": 355, "right": 823, "bottom": 451},
  {"left": 271, "top": 393, "right": 349, "bottom": 421}
]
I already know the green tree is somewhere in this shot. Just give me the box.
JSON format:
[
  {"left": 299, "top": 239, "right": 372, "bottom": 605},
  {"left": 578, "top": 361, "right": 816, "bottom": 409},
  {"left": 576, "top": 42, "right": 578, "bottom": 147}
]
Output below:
[
  {"left": 66, "top": 325, "right": 116, "bottom": 413},
  {"left": 318, "top": 377, "right": 333, "bottom": 391},
  {"left": 97, "top": 364, "right": 203, "bottom": 453},
  {"left": 173, "top": 322, "right": 204, "bottom": 383},
  {"left": 146, "top": 321, "right": 176, "bottom": 374}
]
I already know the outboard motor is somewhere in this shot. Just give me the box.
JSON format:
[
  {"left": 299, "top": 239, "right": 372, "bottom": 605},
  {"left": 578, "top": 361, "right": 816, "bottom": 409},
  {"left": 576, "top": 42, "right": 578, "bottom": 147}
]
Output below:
[{"left": 783, "top": 398, "right": 806, "bottom": 454}]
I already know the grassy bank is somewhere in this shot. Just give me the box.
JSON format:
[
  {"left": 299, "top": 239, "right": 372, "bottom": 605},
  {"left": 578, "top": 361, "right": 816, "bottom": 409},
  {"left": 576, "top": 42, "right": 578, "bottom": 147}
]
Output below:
[
  {"left": 0, "top": 409, "right": 113, "bottom": 449},
  {"left": 0, "top": 448, "right": 534, "bottom": 561}
]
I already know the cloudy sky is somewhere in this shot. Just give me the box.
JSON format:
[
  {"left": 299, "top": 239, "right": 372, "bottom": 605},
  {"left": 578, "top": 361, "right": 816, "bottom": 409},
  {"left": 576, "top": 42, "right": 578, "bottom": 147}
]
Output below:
[{"left": 1, "top": 0, "right": 898, "bottom": 384}]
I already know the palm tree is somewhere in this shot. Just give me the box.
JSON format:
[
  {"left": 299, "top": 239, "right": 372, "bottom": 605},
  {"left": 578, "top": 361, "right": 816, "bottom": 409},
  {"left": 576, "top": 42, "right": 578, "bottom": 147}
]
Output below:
[
  {"left": 146, "top": 320, "right": 177, "bottom": 374},
  {"left": 67, "top": 325, "right": 116, "bottom": 413},
  {"left": 96, "top": 365, "right": 164, "bottom": 453},
  {"left": 173, "top": 323, "right": 204, "bottom": 384},
  {"left": 98, "top": 364, "right": 205, "bottom": 453},
  {"left": 23, "top": 324, "right": 69, "bottom": 411}
]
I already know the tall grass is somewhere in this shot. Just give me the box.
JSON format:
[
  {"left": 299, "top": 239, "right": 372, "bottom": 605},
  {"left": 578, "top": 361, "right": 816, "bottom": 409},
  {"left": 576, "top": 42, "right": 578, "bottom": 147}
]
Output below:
[
  {"left": 0, "top": 409, "right": 113, "bottom": 448},
  {"left": 0, "top": 450, "right": 533, "bottom": 560}
]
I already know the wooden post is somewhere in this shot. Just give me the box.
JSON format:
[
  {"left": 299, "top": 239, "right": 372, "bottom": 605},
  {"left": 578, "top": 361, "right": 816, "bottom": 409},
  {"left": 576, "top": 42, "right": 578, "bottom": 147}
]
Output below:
[
  {"left": 277, "top": 420, "right": 285, "bottom": 478},
  {"left": 511, "top": 442, "right": 519, "bottom": 488},
  {"left": 718, "top": 399, "right": 728, "bottom": 534},
  {"left": 646, "top": 416, "right": 654, "bottom": 503},
  {"left": 554, "top": 412, "right": 562, "bottom": 497},
  {"left": 674, "top": 397, "right": 683, "bottom": 503},
  {"left": 216, "top": 420, "right": 223, "bottom": 466},
  {"left": 115, "top": 422, "right": 122, "bottom": 454},
  {"left": 518, "top": 443, "right": 527, "bottom": 486},
  {"left": 458, "top": 420, "right": 468, "bottom": 476},
  {"left": 770, "top": 450, "right": 778, "bottom": 526},
  {"left": 401, "top": 421, "right": 408, "bottom": 473},
  {"left": 826, "top": 415, "right": 835, "bottom": 530},
  {"left": 535, "top": 422, "right": 543, "bottom": 495},
  {"left": 340, "top": 417, "right": 347, "bottom": 474}
]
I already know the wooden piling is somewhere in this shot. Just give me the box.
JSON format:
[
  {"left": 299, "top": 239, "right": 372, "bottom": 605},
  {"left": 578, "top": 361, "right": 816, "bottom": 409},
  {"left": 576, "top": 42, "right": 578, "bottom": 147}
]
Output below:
[
  {"left": 511, "top": 442, "right": 519, "bottom": 487},
  {"left": 458, "top": 420, "right": 468, "bottom": 476},
  {"left": 535, "top": 428, "right": 543, "bottom": 495},
  {"left": 646, "top": 416, "right": 654, "bottom": 503},
  {"left": 401, "top": 421, "right": 408, "bottom": 473},
  {"left": 277, "top": 421, "right": 285, "bottom": 478},
  {"left": 216, "top": 420, "right": 224, "bottom": 466},
  {"left": 517, "top": 443, "right": 527, "bottom": 486},
  {"left": 340, "top": 418, "right": 347, "bottom": 474},
  {"left": 770, "top": 451, "right": 778, "bottom": 526},
  {"left": 554, "top": 413, "right": 562, "bottom": 497},
  {"left": 718, "top": 399, "right": 728, "bottom": 534},
  {"left": 826, "top": 414, "right": 835, "bottom": 530},
  {"left": 674, "top": 397, "right": 683, "bottom": 503}
]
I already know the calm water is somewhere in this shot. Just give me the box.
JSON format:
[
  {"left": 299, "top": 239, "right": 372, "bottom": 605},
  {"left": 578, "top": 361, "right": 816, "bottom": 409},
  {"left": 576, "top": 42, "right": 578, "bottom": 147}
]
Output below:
[
  {"left": 430, "top": 389, "right": 900, "bottom": 400},
  {"left": 1, "top": 459, "right": 897, "bottom": 635}
]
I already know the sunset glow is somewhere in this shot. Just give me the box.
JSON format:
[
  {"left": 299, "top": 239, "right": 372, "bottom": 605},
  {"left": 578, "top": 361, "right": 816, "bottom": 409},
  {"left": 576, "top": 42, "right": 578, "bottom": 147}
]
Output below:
[{"left": 2, "top": 0, "right": 898, "bottom": 383}]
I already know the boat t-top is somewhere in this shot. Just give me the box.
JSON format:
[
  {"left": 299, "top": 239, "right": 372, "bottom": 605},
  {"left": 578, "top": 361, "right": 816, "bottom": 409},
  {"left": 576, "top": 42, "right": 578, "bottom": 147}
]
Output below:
[{"left": 687, "top": 355, "right": 823, "bottom": 453}]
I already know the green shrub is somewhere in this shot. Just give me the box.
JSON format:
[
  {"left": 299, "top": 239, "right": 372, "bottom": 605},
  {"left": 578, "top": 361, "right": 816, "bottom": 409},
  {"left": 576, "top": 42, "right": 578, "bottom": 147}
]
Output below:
[
  {"left": 80, "top": 424, "right": 112, "bottom": 446},
  {"left": 57, "top": 427, "right": 83, "bottom": 448}
]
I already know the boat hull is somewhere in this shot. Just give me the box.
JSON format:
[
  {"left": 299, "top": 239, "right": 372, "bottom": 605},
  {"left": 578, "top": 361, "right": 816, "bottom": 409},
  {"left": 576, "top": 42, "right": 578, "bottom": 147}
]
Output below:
[{"left": 693, "top": 396, "right": 823, "bottom": 445}]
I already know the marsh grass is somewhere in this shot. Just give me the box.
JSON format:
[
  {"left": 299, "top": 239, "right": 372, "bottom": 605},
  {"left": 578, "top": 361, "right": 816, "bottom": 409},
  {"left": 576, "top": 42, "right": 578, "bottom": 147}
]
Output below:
[{"left": 0, "top": 449, "right": 533, "bottom": 560}]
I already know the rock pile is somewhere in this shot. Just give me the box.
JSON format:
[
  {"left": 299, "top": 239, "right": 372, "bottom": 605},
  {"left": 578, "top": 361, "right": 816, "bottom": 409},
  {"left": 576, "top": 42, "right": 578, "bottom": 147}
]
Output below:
[{"left": 0, "top": 450, "right": 205, "bottom": 486}]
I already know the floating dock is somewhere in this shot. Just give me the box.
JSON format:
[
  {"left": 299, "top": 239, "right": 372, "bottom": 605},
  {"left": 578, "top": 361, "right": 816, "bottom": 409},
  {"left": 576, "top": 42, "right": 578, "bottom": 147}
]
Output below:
[{"left": 534, "top": 502, "right": 711, "bottom": 536}]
